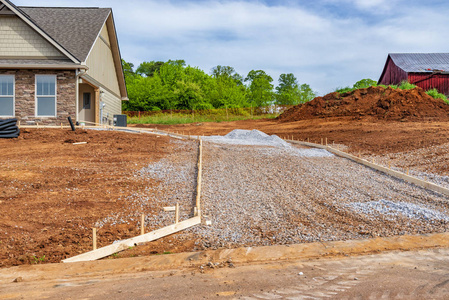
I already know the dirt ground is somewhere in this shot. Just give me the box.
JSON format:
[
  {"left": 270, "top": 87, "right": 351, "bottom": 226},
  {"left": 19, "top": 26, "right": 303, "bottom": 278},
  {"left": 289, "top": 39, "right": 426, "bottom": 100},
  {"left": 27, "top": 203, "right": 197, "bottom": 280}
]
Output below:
[
  {"left": 135, "top": 117, "right": 449, "bottom": 174},
  {"left": 2, "top": 235, "right": 449, "bottom": 299},
  {"left": 0, "top": 129, "right": 197, "bottom": 267},
  {"left": 2, "top": 117, "right": 449, "bottom": 268}
]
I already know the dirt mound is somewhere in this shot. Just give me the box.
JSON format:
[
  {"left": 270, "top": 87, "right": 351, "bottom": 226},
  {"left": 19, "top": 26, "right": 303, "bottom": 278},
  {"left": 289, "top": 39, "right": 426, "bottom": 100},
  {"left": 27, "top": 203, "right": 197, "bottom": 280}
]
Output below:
[{"left": 278, "top": 86, "right": 449, "bottom": 122}]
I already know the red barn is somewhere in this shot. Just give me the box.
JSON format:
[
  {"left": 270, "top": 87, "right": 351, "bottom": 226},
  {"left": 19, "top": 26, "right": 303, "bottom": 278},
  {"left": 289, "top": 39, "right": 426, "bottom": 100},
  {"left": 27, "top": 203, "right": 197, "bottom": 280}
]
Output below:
[{"left": 378, "top": 53, "right": 449, "bottom": 95}]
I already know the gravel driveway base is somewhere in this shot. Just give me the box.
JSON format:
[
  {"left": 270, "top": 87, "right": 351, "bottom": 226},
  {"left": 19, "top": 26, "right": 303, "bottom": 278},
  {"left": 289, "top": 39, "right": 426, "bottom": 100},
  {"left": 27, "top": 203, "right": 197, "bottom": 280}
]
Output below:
[{"left": 192, "top": 142, "right": 449, "bottom": 250}]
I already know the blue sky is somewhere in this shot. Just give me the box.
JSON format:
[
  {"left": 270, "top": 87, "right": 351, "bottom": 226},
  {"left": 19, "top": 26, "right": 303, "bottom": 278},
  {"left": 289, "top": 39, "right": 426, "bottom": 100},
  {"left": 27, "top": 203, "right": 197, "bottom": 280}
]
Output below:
[{"left": 13, "top": 0, "right": 449, "bottom": 95}]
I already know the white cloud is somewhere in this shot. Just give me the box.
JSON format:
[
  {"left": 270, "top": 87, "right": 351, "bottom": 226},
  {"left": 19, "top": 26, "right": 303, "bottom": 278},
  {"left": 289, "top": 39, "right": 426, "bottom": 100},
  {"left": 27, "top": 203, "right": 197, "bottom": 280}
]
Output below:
[{"left": 13, "top": 0, "right": 449, "bottom": 94}]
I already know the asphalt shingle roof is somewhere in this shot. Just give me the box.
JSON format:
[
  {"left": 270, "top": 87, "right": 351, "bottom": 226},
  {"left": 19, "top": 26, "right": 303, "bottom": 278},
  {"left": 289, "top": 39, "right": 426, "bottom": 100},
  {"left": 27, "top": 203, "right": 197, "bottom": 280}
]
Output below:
[
  {"left": 19, "top": 6, "right": 111, "bottom": 62},
  {"left": 390, "top": 53, "right": 449, "bottom": 73}
]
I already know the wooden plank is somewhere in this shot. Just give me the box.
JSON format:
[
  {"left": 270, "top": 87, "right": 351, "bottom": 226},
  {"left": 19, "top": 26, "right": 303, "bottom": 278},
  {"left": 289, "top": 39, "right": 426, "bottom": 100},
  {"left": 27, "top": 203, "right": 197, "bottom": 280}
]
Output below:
[
  {"left": 62, "top": 216, "right": 201, "bottom": 263},
  {"left": 290, "top": 140, "right": 449, "bottom": 197},
  {"left": 163, "top": 206, "right": 176, "bottom": 212}
]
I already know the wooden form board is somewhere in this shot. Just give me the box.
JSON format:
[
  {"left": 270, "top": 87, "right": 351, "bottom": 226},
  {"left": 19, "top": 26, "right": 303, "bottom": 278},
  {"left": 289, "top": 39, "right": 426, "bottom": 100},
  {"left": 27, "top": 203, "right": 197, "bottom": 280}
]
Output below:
[
  {"left": 62, "top": 216, "right": 201, "bottom": 263},
  {"left": 289, "top": 140, "right": 449, "bottom": 197},
  {"left": 17, "top": 124, "right": 195, "bottom": 140}
]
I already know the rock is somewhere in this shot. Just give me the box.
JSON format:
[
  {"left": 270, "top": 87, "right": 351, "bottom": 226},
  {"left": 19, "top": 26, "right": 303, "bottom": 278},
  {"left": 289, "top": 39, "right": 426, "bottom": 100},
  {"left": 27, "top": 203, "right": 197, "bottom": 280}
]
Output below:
[{"left": 13, "top": 277, "right": 23, "bottom": 283}]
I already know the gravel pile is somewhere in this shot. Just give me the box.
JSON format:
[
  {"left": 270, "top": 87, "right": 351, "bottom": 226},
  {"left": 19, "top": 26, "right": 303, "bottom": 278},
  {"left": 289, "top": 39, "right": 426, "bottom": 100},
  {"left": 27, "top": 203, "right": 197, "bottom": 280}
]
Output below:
[
  {"left": 204, "top": 129, "right": 291, "bottom": 147},
  {"left": 204, "top": 129, "right": 333, "bottom": 157},
  {"left": 190, "top": 142, "right": 449, "bottom": 250},
  {"left": 95, "top": 139, "right": 198, "bottom": 229}
]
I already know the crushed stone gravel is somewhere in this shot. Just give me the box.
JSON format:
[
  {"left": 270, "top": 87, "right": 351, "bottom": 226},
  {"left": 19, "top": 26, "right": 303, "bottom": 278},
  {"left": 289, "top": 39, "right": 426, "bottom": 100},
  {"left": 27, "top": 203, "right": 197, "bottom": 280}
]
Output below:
[
  {"left": 97, "top": 130, "right": 449, "bottom": 252},
  {"left": 367, "top": 143, "right": 449, "bottom": 188},
  {"left": 188, "top": 137, "right": 449, "bottom": 250}
]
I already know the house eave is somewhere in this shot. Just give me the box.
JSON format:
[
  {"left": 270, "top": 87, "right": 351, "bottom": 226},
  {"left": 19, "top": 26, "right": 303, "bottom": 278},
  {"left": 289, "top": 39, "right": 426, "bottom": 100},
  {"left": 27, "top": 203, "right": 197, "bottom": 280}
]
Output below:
[{"left": 0, "top": 64, "right": 88, "bottom": 70}]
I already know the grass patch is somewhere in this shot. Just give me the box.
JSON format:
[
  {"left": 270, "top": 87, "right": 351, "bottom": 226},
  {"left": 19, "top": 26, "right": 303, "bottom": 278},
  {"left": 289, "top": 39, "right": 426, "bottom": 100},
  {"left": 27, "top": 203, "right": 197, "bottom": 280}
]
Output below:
[
  {"left": 125, "top": 106, "right": 289, "bottom": 125},
  {"left": 128, "top": 113, "right": 276, "bottom": 125},
  {"left": 398, "top": 81, "right": 417, "bottom": 90},
  {"left": 426, "top": 88, "right": 449, "bottom": 104}
]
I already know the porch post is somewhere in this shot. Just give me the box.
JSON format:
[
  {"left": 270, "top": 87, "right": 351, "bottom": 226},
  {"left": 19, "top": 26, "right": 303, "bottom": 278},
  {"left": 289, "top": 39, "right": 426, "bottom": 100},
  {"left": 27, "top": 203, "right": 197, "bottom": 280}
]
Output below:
[{"left": 95, "top": 88, "right": 100, "bottom": 125}]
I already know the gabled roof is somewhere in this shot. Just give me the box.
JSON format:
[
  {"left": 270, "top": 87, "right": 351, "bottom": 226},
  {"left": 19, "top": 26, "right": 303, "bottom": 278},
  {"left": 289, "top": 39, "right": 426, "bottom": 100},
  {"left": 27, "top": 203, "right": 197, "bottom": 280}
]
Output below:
[
  {"left": 0, "top": 0, "right": 80, "bottom": 63},
  {"left": 0, "top": 0, "right": 127, "bottom": 99},
  {"left": 389, "top": 53, "right": 449, "bottom": 73},
  {"left": 19, "top": 6, "right": 111, "bottom": 62}
]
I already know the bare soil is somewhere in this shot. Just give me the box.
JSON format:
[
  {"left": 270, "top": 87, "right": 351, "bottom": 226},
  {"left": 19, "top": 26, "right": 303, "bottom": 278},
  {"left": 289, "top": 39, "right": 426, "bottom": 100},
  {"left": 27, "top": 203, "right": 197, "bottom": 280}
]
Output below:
[
  {"left": 2, "top": 115, "right": 449, "bottom": 267},
  {"left": 0, "top": 129, "right": 190, "bottom": 267}
]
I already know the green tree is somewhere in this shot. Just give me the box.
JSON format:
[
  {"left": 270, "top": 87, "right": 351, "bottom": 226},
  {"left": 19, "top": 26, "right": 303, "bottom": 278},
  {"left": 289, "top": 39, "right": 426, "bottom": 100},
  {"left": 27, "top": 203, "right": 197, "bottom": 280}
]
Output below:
[
  {"left": 244, "top": 70, "right": 274, "bottom": 107},
  {"left": 275, "top": 73, "right": 299, "bottom": 105},
  {"left": 298, "top": 83, "right": 316, "bottom": 103},
  {"left": 121, "top": 59, "right": 135, "bottom": 79},
  {"left": 210, "top": 65, "right": 246, "bottom": 108},
  {"left": 136, "top": 61, "right": 164, "bottom": 77}
]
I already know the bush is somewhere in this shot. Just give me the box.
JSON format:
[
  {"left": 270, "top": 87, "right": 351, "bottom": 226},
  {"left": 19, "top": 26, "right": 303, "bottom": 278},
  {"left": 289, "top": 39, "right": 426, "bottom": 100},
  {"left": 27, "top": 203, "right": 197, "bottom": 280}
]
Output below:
[
  {"left": 398, "top": 81, "right": 417, "bottom": 90},
  {"left": 426, "top": 88, "right": 448, "bottom": 103},
  {"left": 335, "top": 86, "right": 354, "bottom": 94},
  {"left": 353, "top": 79, "right": 377, "bottom": 89}
]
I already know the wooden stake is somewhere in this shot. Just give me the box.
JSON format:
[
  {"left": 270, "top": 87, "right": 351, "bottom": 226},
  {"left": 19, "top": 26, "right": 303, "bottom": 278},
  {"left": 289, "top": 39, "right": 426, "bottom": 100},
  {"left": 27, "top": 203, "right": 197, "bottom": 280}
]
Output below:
[
  {"left": 93, "top": 228, "right": 97, "bottom": 250},
  {"left": 325, "top": 138, "right": 328, "bottom": 146},
  {"left": 307, "top": 137, "right": 309, "bottom": 143},
  {"left": 359, "top": 150, "right": 361, "bottom": 157},
  {"left": 321, "top": 138, "right": 323, "bottom": 145},
  {"left": 175, "top": 203, "right": 179, "bottom": 224},
  {"left": 388, "top": 161, "right": 391, "bottom": 169},
  {"left": 61, "top": 123, "right": 63, "bottom": 129},
  {"left": 407, "top": 168, "right": 409, "bottom": 175},
  {"left": 196, "top": 139, "right": 203, "bottom": 217},
  {"left": 141, "top": 214, "right": 145, "bottom": 235}
]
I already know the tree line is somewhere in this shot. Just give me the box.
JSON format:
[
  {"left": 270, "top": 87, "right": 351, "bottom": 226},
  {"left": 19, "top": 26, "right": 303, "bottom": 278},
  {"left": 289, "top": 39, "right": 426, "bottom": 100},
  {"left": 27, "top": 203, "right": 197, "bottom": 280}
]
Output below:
[{"left": 121, "top": 59, "right": 316, "bottom": 111}]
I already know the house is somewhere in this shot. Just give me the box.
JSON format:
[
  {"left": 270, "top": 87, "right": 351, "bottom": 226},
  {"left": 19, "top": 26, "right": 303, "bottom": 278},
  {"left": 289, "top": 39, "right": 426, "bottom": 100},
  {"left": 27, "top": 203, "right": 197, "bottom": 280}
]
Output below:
[
  {"left": 378, "top": 53, "right": 449, "bottom": 96},
  {"left": 0, "top": 0, "right": 128, "bottom": 125}
]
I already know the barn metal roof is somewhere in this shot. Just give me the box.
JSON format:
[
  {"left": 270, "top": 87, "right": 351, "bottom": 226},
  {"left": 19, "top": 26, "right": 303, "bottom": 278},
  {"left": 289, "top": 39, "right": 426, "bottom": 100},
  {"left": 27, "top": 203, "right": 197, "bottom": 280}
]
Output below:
[{"left": 389, "top": 53, "right": 449, "bottom": 73}]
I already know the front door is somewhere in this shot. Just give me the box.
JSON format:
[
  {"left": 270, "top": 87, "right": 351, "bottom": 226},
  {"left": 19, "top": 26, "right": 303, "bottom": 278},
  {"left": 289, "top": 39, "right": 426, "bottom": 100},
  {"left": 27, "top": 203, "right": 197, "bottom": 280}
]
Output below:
[{"left": 78, "top": 84, "right": 96, "bottom": 124}]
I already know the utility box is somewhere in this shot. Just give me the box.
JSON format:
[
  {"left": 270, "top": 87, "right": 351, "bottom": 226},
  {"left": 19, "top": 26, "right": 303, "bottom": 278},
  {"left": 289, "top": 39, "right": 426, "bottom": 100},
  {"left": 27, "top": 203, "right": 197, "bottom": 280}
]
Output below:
[{"left": 113, "top": 114, "right": 127, "bottom": 127}]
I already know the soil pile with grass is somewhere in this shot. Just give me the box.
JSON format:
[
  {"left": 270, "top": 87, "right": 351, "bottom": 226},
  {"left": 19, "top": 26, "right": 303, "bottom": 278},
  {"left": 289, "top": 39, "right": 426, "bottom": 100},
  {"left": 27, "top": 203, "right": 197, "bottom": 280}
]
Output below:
[{"left": 278, "top": 86, "right": 449, "bottom": 122}]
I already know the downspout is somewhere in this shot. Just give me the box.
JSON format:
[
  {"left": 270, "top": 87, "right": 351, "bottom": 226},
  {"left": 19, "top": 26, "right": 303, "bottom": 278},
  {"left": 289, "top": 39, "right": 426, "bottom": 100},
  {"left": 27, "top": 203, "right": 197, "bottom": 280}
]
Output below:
[{"left": 75, "top": 68, "right": 87, "bottom": 123}]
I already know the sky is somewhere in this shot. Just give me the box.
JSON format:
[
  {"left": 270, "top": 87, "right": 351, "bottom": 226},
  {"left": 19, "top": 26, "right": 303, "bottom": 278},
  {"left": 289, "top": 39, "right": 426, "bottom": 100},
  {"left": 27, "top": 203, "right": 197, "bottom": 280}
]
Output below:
[{"left": 13, "top": 0, "right": 449, "bottom": 95}]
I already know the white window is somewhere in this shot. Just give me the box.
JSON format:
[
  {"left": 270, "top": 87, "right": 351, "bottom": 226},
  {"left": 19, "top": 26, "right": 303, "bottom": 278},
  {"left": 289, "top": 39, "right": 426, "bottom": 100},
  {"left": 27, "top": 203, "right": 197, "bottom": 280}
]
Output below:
[
  {"left": 36, "top": 75, "right": 56, "bottom": 117},
  {"left": 0, "top": 75, "right": 14, "bottom": 117}
]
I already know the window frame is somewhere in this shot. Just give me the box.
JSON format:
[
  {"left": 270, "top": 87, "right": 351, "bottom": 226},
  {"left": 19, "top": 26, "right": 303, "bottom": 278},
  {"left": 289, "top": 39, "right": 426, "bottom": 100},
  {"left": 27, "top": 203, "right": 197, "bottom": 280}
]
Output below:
[
  {"left": 35, "top": 74, "right": 57, "bottom": 117},
  {"left": 0, "top": 74, "right": 15, "bottom": 117}
]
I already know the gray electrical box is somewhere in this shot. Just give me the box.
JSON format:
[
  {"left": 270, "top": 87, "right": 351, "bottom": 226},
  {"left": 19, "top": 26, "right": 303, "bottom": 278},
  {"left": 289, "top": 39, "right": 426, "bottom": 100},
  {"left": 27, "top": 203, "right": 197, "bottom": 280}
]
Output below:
[{"left": 113, "top": 114, "right": 127, "bottom": 127}]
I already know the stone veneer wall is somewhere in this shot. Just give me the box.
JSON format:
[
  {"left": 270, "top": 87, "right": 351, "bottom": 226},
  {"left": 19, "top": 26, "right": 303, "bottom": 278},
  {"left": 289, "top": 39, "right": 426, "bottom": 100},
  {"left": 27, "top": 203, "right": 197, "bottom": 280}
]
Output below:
[{"left": 0, "top": 69, "right": 76, "bottom": 125}]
